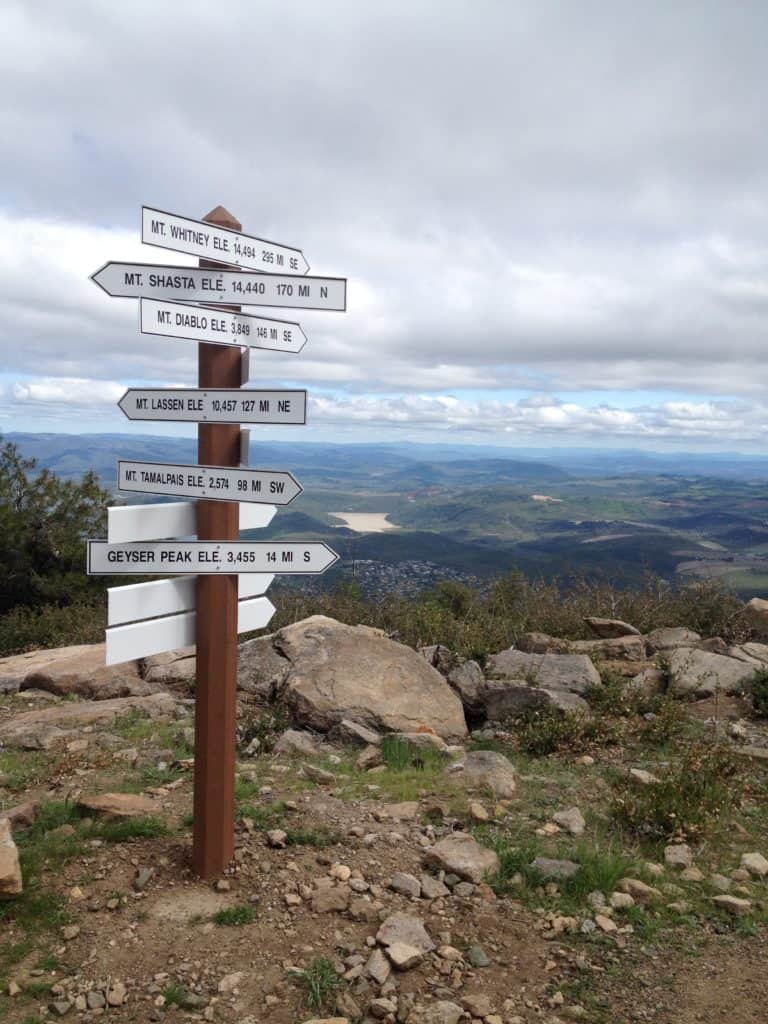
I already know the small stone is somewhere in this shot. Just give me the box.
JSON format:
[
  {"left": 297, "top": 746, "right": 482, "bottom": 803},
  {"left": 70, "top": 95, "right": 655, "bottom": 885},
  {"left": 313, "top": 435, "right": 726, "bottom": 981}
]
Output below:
[
  {"left": 587, "top": 891, "right": 606, "bottom": 910},
  {"left": 49, "top": 1000, "right": 72, "bottom": 1016},
  {"left": 595, "top": 914, "right": 618, "bottom": 933},
  {"left": 469, "top": 801, "right": 489, "bottom": 823},
  {"left": 668, "top": 900, "right": 690, "bottom": 913},
  {"left": 461, "top": 993, "right": 493, "bottom": 1017},
  {"left": 532, "top": 857, "right": 580, "bottom": 880},
  {"left": 731, "top": 868, "right": 751, "bottom": 882},
  {"left": 420, "top": 874, "right": 450, "bottom": 899},
  {"left": 576, "top": 755, "right": 595, "bottom": 766},
  {"left": 389, "top": 872, "right": 421, "bottom": 898},
  {"left": 386, "top": 941, "right": 423, "bottom": 970},
  {"left": 285, "top": 892, "right": 302, "bottom": 906},
  {"left": 712, "top": 894, "right": 752, "bottom": 916},
  {"left": 710, "top": 873, "right": 732, "bottom": 892},
  {"left": 303, "top": 763, "right": 335, "bottom": 784},
  {"left": 467, "top": 944, "right": 490, "bottom": 967},
  {"left": 552, "top": 807, "right": 586, "bottom": 837},
  {"left": 420, "top": 1002, "right": 463, "bottom": 1024},
  {"left": 370, "top": 997, "right": 397, "bottom": 1018},
  {"left": 366, "top": 948, "right": 391, "bottom": 985},
  {"left": 215, "top": 878, "right": 230, "bottom": 892},
  {"left": 106, "top": 982, "right": 127, "bottom": 1007},
  {"left": 740, "top": 852, "right": 768, "bottom": 878},
  {"left": 8, "top": 980, "right": 21, "bottom": 997},
  {"left": 680, "top": 866, "right": 704, "bottom": 883},
  {"left": 61, "top": 924, "right": 80, "bottom": 940},
  {"left": 0, "top": 817, "right": 23, "bottom": 898},
  {"left": 133, "top": 867, "right": 154, "bottom": 892},
  {"left": 423, "top": 833, "right": 499, "bottom": 884},
  {"left": 438, "top": 945, "right": 463, "bottom": 961},
  {"left": 311, "top": 887, "right": 350, "bottom": 913},
  {"left": 609, "top": 891, "right": 633, "bottom": 910},
  {"left": 86, "top": 991, "right": 106, "bottom": 1010},
  {"left": 645, "top": 861, "right": 665, "bottom": 878},
  {"left": 617, "top": 878, "right": 661, "bottom": 904},
  {"left": 629, "top": 768, "right": 659, "bottom": 786},
  {"left": 218, "top": 972, "right": 243, "bottom": 994},
  {"left": 664, "top": 844, "right": 693, "bottom": 870},
  {"left": 330, "top": 863, "right": 351, "bottom": 882},
  {"left": 267, "top": 829, "right": 287, "bottom": 849}
]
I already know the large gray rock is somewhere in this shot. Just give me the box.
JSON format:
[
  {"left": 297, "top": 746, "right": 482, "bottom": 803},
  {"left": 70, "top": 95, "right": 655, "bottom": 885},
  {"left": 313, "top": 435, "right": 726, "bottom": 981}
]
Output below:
[
  {"left": 238, "top": 634, "right": 291, "bottom": 699},
  {"left": 585, "top": 617, "right": 641, "bottom": 639},
  {"left": 272, "top": 617, "right": 467, "bottom": 740},
  {"left": 142, "top": 648, "right": 196, "bottom": 683},
  {"left": 462, "top": 749, "right": 516, "bottom": 798},
  {"left": 446, "top": 660, "right": 485, "bottom": 720},
  {"left": 728, "top": 643, "right": 768, "bottom": 667},
  {"left": 0, "top": 693, "right": 178, "bottom": 749},
  {"left": 0, "top": 818, "right": 23, "bottom": 899},
  {"left": 516, "top": 632, "right": 571, "bottom": 654},
  {"left": 666, "top": 648, "right": 758, "bottom": 698},
  {"left": 646, "top": 627, "right": 701, "bottom": 652},
  {"left": 569, "top": 636, "right": 646, "bottom": 662},
  {"left": 743, "top": 597, "right": 768, "bottom": 636},
  {"left": 423, "top": 833, "right": 499, "bottom": 884},
  {"left": 486, "top": 649, "right": 600, "bottom": 694},
  {"left": 483, "top": 680, "right": 588, "bottom": 719},
  {"left": 0, "top": 643, "right": 140, "bottom": 698}
]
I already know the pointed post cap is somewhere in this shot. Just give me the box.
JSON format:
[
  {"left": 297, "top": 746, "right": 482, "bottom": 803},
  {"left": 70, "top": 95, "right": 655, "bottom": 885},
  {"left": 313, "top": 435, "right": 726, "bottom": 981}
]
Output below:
[{"left": 202, "top": 205, "right": 241, "bottom": 231}]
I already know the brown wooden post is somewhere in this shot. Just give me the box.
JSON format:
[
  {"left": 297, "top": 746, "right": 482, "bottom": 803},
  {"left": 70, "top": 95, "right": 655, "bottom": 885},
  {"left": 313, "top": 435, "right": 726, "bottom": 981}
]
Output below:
[{"left": 192, "top": 205, "right": 243, "bottom": 879}]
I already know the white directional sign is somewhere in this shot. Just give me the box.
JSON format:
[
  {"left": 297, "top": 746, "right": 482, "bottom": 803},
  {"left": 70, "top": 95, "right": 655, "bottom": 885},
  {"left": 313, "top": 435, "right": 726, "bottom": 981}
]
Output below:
[
  {"left": 106, "top": 595, "right": 276, "bottom": 665},
  {"left": 108, "top": 573, "right": 274, "bottom": 627},
  {"left": 140, "top": 299, "right": 307, "bottom": 353},
  {"left": 91, "top": 262, "right": 346, "bottom": 311},
  {"left": 117, "top": 460, "right": 303, "bottom": 505},
  {"left": 88, "top": 540, "right": 339, "bottom": 575},
  {"left": 107, "top": 501, "right": 276, "bottom": 543},
  {"left": 142, "top": 206, "right": 309, "bottom": 275},
  {"left": 118, "top": 388, "right": 307, "bottom": 424}
]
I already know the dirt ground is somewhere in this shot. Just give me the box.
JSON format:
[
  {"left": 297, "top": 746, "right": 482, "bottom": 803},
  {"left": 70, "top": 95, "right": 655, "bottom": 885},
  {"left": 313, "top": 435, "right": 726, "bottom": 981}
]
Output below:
[{"left": 1, "top": 682, "right": 767, "bottom": 1024}]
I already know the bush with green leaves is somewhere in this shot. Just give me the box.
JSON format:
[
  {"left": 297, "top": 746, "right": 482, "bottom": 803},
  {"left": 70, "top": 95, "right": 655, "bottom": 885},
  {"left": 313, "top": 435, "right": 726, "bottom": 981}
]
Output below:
[
  {"left": 611, "top": 742, "right": 742, "bottom": 841},
  {"left": 749, "top": 668, "right": 768, "bottom": 718}
]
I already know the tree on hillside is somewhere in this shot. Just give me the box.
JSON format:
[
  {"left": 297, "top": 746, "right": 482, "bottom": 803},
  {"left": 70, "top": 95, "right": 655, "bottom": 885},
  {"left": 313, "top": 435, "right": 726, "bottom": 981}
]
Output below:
[{"left": 0, "top": 438, "right": 109, "bottom": 615}]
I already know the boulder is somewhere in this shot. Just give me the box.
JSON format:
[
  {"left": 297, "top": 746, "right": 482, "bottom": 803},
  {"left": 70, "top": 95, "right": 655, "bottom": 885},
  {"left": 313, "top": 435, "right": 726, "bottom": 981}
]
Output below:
[
  {"left": 17, "top": 644, "right": 140, "bottom": 697},
  {"left": 516, "top": 632, "right": 571, "bottom": 654},
  {"left": 332, "top": 719, "right": 381, "bottom": 747},
  {"left": 462, "top": 750, "right": 516, "bottom": 798},
  {"left": 646, "top": 627, "right": 701, "bottom": 652},
  {"left": 584, "top": 617, "right": 641, "bottom": 639},
  {"left": 482, "top": 681, "right": 588, "bottom": 720},
  {"left": 665, "top": 648, "right": 756, "bottom": 698},
  {"left": 0, "top": 693, "right": 178, "bottom": 750},
  {"left": 627, "top": 666, "right": 666, "bottom": 699},
  {"left": 0, "top": 818, "right": 23, "bottom": 898},
  {"left": 446, "top": 660, "right": 486, "bottom": 720},
  {"left": 570, "top": 636, "right": 646, "bottom": 662},
  {"left": 273, "top": 729, "right": 324, "bottom": 757},
  {"left": 419, "top": 645, "right": 460, "bottom": 676},
  {"left": 238, "top": 634, "right": 291, "bottom": 699},
  {"left": 743, "top": 597, "right": 768, "bottom": 636},
  {"left": 274, "top": 616, "right": 467, "bottom": 739},
  {"left": 423, "top": 833, "right": 499, "bottom": 884},
  {"left": 142, "top": 648, "right": 196, "bottom": 683},
  {"left": 0, "top": 644, "right": 106, "bottom": 694},
  {"left": 485, "top": 649, "right": 600, "bottom": 695},
  {"left": 728, "top": 642, "right": 768, "bottom": 666},
  {"left": 76, "top": 793, "right": 158, "bottom": 820},
  {"left": 552, "top": 807, "right": 586, "bottom": 836}
]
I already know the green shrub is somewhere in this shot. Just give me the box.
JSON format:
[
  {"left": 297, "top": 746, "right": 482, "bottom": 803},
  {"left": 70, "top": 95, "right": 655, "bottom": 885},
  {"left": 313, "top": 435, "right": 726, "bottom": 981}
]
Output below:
[
  {"left": 0, "top": 600, "right": 105, "bottom": 656},
  {"left": 380, "top": 735, "right": 445, "bottom": 772},
  {"left": 515, "top": 708, "right": 588, "bottom": 756},
  {"left": 749, "top": 668, "right": 768, "bottom": 718},
  {"left": 289, "top": 957, "right": 342, "bottom": 1012},
  {"left": 213, "top": 903, "right": 256, "bottom": 926},
  {"left": 611, "top": 742, "right": 742, "bottom": 841}
]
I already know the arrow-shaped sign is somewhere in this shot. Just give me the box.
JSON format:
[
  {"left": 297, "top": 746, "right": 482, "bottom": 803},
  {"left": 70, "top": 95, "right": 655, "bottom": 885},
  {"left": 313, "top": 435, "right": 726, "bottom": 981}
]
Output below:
[
  {"left": 142, "top": 206, "right": 310, "bottom": 274},
  {"left": 118, "top": 388, "right": 307, "bottom": 424},
  {"left": 140, "top": 299, "right": 307, "bottom": 353},
  {"left": 91, "top": 262, "right": 346, "bottom": 311},
  {"left": 117, "top": 460, "right": 303, "bottom": 505},
  {"left": 87, "top": 540, "right": 339, "bottom": 576}
]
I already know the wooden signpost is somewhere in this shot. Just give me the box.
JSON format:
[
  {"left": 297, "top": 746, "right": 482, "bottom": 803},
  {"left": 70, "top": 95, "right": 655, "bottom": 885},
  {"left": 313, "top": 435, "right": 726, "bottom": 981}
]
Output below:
[{"left": 88, "top": 205, "right": 345, "bottom": 878}]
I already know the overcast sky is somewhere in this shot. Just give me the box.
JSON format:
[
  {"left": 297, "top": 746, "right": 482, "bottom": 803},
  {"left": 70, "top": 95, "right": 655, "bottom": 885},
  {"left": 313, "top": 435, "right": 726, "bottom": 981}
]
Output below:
[{"left": 1, "top": 0, "right": 767, "bottom": 450}]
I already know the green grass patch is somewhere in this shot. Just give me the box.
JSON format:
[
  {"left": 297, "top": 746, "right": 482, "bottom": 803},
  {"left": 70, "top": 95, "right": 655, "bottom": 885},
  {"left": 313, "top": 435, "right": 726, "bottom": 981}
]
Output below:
[
  {"left": 213, "top": 903, "right": 256, "bottom": 926},
  {"left": 162, "top": 984, "right": 187, "bottom": 1007},
  {"left": 380, "top": 735, "right": 445, "bottom": 772},
  {"left": 289, "top": 956, "right": 342, "bottom": 1013},
  {"left": 0, "top": 749, "right": 50, "bottom": 794},
  {"left": 284, "top": 826, "right": 340, "bottom": 848},
  {"left": 95, "top": 816, "right": 169, "bottom": 843}
]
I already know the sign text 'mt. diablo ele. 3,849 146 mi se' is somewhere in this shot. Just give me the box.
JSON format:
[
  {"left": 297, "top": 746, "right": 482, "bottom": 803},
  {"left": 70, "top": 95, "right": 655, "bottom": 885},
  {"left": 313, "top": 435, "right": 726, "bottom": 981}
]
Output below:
[{"left": 87, "top": 203, "right": 345, "bottom": 879}]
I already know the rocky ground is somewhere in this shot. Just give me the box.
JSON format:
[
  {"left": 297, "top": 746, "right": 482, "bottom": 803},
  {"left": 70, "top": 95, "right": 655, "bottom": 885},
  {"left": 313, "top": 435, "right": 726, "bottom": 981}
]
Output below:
[{"left": 1, "top": 612, "right": 768, "bottom": 1024}]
